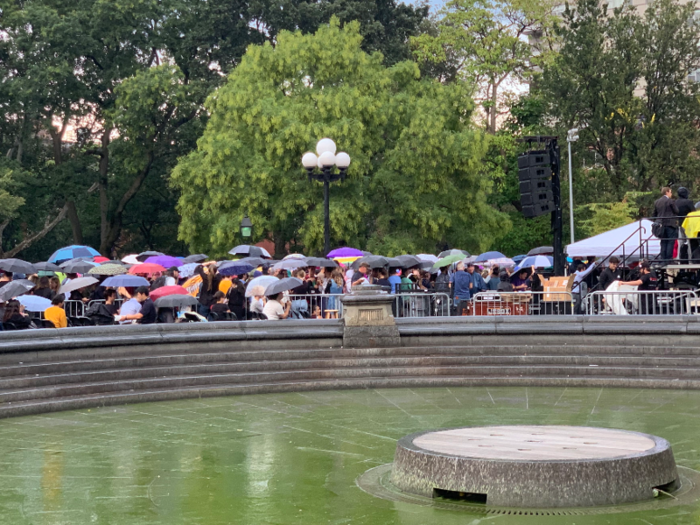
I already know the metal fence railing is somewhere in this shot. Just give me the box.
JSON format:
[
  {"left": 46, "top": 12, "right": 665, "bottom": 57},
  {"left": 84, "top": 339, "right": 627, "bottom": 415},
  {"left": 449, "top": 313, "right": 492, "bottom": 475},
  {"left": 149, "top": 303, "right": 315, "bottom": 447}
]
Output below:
[
  {"left": 63, "top": 300, "right": 86, "bottom": 318},
  {"left": 393, "top": 292, "right": 451, "bottom": 318},
  {"left": 584, "top": 290, "right": 699, "bottom": 315},
  {"left": 287, "top": 294, "right": 344, "bottom": 319},
  {"left": 470, "top": 291, "right": 575, "bottom": 316}
]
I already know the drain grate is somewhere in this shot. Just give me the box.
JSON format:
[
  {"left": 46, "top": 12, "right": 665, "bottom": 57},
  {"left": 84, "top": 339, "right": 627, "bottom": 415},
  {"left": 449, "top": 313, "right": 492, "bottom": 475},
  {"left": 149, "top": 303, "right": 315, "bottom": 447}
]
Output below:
[{"left": 356, "top": 464, "right": 700, "bottom": 517}]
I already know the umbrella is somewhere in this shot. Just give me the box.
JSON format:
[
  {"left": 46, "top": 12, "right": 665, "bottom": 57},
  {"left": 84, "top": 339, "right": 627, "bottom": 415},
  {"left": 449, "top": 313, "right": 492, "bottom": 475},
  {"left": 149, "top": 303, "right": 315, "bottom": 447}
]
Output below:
[
  {"left": 395, "top": 255, "right": 423, "bottom": 269},
  {"left": 304, "top": 257, "right": 338, "bottom": 268},
  {"left": 351, "top": 255, "right": 391, "bottom": 270},
  {"left": 246, "top": 276, "right": 279, "bottom": 297},
  {"left": 129, "top": 263, "right": 166, "bottom": 275},
  {"left": 155, "top": 295, "right": 199, "bottom": 309},
  {"left": 101, "top": 260, "right": 127, "bottom": 266},
  {"left": 48, "top": 245, "right": 100, "bottom": 264},
  {"left": 33, "top": 262, "right": 62, "bottom": 272},
  {"left": 88, "top": 264, "right": 127, "bottom": 276},
  {"left": 136, "top": 251, "right": 164, "bottom": 262},
  {"left": 121, "top": 254, "right": 141, "bottom": 265},
  {"left": 432, "top": 253, "right": 464, "bottom": 269},
  {"left": 228, "top": 245, "right": 271, "bottom": 258},
  {"left": 283, "top": 253, "right": 306, "bottom": 260},
  {"left": 514, "top": 255, "right": 553, "bottom": 271},
  {"left": 102, "top": 275, "right": 150, "bottom": 288},
  {"left": 145, "top": 255, "right": 183, "bottom": 268},
  {"left": 264, "top": 277, "right": 302, "bottom": 296},
  {"left": 93, "top": 256, "right": 110, "bottom": 263},
  {"left": 177, "top": 263, "right": 199, "bottom": 279},
  {"left": 484, "top": 257, "right": 516, "bottom": 268},
  {"left": 17, "top": 295, "right": 51, "bottom": 312},
  {"left": 527, "top": 246, "right": 554, "bottom": 256},
  {"left": 218, "top": 261, "right": 255, "bottom": 277},
  {"left": 272, "top": 259, "right": 307, "bottom": 271},
  {"left": 438, "top": 249, "right": 470, "bottom": 258},
  {"left": 183, "top": 254, "right": 208, "bottom": 264},
  {"left": 59, "top": 276, "right": 98, "bottom": 294},
  {"left": 0, "top": 280, "right": 35, "bottom": 302},
  {"left": 237, "top": 256, "right": 267, "bottom": 268},
  {"left": 60, "top": 259, "right": 98, "bottom": 274},
  {"left": 512, "top": 255, "right": 528, "bottom": 264},
  {"left": 150, "top": 285, "right": 189, "bottom": 301},
  {"left": 327, "top": 247, "right": 364, "bottom": 258},
  {"left": 0, "top": 258, "right": 36, "bottom": 274},
  {"left": 474, "top": 251, "right": 507, "bottom": 263},
  {"left": 416, "top": 254, "right": 439, "bottom": 263}
]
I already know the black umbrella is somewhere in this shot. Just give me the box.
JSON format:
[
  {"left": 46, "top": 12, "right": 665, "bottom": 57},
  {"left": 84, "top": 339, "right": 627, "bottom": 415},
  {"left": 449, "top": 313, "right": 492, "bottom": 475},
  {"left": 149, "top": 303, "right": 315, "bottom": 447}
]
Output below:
[
  {"left": 60, "top": 259, "right": 97, "bottom": 274},
  {"left": 304, "top": 257, "right": 338, "bottom": 268},
  {"left": 351, "top": 256, "right": 390, "bottom": 271},
  {"left": 264, "top": 277, "right": 303, "bottom": 296},
  {"left": 510, "top": 267, "right": 533, "bottom": 282},
  {"left": 0, "top": 258, "right": 36, "bottom": 274},
  {"left": 155, "top": 295, "right": 199, "bottom": 308},
  {"left": 527, "top": 246, "right": 554, "bottom": 256},
  {"left": 394, "top": 255, "right": 423, "bottom": 269},
  {"left": 136, "top": 251, "right": 164, "bottom": 262},
  {"left": 33, "top": 261, "right": 62, "bottom": 272},
  {"left": 237, "top": 256, "right": 267, "bottom": 268},
  {"left": 183, "top": 254, "right": 208, "bottom": 264},
  {"left": 228, "top": 245, "right": 271, "bottom": 259},
  {"left": 0, "top": 279, "right": 35, "bottom": 302}
]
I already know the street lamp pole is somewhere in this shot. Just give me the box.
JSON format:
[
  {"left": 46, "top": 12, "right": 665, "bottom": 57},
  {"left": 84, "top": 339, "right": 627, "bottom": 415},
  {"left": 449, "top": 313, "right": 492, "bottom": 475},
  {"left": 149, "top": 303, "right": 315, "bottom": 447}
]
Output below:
[
  {"left": 301, "top": 139, "right": 351, "bottom": 255},
  {"left": 567, "top": 128, "right": 579, "bottom": 245}
]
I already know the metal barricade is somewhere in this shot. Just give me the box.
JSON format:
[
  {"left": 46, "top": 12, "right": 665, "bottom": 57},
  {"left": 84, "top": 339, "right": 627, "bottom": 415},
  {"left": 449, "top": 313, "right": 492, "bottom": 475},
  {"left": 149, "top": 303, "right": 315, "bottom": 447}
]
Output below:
[
  {"left": 585, "top": 290, "right": 699, "bottom": 315},
  {"left": 63, "top": 300, "right": 86, "bottom": 318},
  {"left": 287, "top": 294, "right": 344, "bottom": 319},
  {"left": 471, "top": 291, "right": 575, "bottom": 316},
  {"left": 393, "top": 292, "right": 451, "bottom": 318}
]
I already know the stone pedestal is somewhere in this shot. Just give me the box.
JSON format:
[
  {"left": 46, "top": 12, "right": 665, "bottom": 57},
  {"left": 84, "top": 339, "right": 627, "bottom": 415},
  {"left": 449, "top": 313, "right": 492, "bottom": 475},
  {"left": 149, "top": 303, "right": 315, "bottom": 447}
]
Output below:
[{"left": 341, "top": 286, "right": 400, "bottom": 348}]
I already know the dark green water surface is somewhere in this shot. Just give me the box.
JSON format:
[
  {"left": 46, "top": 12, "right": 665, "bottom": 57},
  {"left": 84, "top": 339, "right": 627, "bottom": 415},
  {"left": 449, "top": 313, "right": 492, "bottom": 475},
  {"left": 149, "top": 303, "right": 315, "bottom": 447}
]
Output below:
[{"left": 1, "top": 387, "right": 700, "bottom": 524}]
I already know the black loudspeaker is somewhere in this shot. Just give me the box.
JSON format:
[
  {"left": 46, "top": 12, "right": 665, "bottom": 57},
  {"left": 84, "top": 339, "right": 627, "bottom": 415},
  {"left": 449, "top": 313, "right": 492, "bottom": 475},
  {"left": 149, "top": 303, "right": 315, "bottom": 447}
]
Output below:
[{"left": 518, "top": 150, "right": 554, "bottom": 218}]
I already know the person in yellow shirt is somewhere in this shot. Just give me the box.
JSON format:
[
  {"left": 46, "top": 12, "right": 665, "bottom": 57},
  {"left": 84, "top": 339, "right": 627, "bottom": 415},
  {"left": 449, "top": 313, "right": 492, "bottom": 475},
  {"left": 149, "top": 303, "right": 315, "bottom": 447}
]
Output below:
[
  {"left": 682, "top": 202, "right": 700, "bottom": 261},
  {"left": 44, "top": 294, "right": 68, "bottom": 328}
]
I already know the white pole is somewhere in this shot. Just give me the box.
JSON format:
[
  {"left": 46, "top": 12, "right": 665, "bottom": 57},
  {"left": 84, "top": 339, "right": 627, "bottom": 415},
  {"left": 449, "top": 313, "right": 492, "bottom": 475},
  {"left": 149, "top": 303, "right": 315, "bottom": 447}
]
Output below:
[{"left": 568, "top": 139, "right": 575, "bottom": 245}]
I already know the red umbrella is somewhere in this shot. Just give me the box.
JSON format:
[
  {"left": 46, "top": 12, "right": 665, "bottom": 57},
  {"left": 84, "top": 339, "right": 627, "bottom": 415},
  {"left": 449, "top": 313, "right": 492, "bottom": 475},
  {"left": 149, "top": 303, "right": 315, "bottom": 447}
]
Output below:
[
  {"left": 93, "top": 256, "right": 110, "bottom": 263},
  {"left": 150, "top": 285, "right": 189, "bottom": 301},
  {"left": 128, "top": 263, "right": 166, "bottom": 275}
]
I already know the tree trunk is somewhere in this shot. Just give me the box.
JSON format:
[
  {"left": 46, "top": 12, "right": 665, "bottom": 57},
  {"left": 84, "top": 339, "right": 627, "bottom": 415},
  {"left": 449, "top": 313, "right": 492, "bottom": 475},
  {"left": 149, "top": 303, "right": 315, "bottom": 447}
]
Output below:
[
  {"left": 489, "top": 82, "right": 498, "bottom": 134},
  {"left": 98, "top": 127, "right": 111, "bottom": 251},
  {"left": 65, "top": 201, "right": 83, "bottom": 244},
  {"left": 274, "top": 232, "right": 286, "bottom": 259},
  {"left": 0, "top": 204, "right": 69, "bottom": 258}
]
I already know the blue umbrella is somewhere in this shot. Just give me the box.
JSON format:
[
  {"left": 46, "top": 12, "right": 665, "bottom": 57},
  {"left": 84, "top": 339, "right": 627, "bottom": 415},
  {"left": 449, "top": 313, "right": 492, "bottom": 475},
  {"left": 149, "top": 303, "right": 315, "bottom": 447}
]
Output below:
[
  {"left": 17, "top": 295, "right": 51, "bottom": 312},
  {"left": 48, "top": 245, "right": 100, "bottom": 264},
  {"left": 102, "top": 275, "right": 150, "bottom": 288},
  {"left": 512, "top": 254, "right": 528, "bottom": 264},
  {"left": 474, "top": 251, "right": 506, "bottom": 263},
  {"left": 514, "top": 255, "right": 553, "bottom": 271},
  {"left": 218, "top": 261, "right": 254, "bottom": 276}
]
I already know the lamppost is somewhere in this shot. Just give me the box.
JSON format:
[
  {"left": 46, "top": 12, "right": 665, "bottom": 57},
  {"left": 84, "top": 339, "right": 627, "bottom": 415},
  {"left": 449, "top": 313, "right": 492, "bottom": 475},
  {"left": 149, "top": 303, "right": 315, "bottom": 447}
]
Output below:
[
  {"left": 240, "top": 215, "right": 253, "bottom": 240},
  {"left": 567, "top": 128, "right": 580, "bottom": 245},
  {"left": 301, "top": 138, "right": 351, "bottom": 255}
]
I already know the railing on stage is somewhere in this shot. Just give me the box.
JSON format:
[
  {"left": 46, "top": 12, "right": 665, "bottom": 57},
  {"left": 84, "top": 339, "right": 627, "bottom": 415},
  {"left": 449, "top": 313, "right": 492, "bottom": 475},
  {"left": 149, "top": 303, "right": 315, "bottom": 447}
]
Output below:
[
  {"left": 584, "top": 289, "right": 699, "bottom": 315},
  {"left": 286, "top": 292, "right": 451, "bottom": 319},
  {"left": 470, "top": 291, "right": 575, "bottom": 316}
]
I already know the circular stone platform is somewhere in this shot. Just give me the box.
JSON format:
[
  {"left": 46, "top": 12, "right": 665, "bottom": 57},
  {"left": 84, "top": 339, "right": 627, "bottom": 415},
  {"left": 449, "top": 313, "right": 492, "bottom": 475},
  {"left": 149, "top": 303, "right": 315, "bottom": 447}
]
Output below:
[{"left": 391, "top": 425, "right": 679, "bottom": 508}]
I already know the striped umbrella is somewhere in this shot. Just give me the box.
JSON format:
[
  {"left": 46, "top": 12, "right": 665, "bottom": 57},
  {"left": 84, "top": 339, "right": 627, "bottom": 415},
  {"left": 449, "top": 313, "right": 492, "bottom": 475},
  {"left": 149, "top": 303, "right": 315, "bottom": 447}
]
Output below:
[{"left": 88, "top": 264, "right": 127, "bottom": 276}]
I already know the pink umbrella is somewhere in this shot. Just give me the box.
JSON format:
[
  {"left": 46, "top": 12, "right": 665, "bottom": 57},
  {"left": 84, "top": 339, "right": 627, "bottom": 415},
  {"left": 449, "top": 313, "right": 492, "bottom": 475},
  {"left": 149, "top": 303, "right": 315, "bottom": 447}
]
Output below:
[
  {"left": 128, "top": 263, "right": 166, "bottom": 275},
  {"left": 150, "top": 285, "right": 189, "bottom": 301}
]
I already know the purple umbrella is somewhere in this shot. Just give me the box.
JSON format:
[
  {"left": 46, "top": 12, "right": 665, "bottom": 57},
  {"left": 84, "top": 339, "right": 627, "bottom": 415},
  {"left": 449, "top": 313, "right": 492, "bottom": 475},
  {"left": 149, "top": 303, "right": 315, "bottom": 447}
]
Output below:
[
  {"left": 327, "top": 247, "right": 364, "bottom": 258},
  {"left": 145, "top": 255, "right": 183, "bottom": 268}
]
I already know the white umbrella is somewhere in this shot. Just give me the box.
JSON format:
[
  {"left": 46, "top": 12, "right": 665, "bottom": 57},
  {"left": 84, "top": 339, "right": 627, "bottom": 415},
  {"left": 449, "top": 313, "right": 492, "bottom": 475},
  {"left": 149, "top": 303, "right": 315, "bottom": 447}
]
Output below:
[
  {"left": 17, "top": 295, "right": 51, "bottom": 312},
  {"left": 273, "top": 259, "right": 306, "bottom": 271},
  {"left": 483, "top": 257, "right": 515, "bottom": 268},
  {"left": 416, "top": 254, "right": 438, "bottom": 263},
  {"left": 121, "top": 254, "right": 140, "bottom": 265},
  {"left": 245, "top": 276, "right": 279, "bottom": 297},
  {"left": 283, "top": 254, "right": 306, "bottom": 260},
  {"left": 59, "top": 276, "right": 99, "bottom": 294}
]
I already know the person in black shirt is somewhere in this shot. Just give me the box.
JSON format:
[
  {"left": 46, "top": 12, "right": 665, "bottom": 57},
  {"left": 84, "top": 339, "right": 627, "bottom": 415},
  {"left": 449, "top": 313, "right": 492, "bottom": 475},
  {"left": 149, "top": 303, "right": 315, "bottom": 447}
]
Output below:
[
  {"left": 225, "top": 276, "right": 246, "bottom": 320},
  {"left": 654, "top": 187, "right": 680, "bottom": 261},
  {"left": 118, "top": 286, "right": 156, "bottom": 324},
  {"left": 621, "top": 262, "right": 658, "bottom": 314},
  {"left": 2, "top": 300, "right": 32, "bottom": 329},
  {"left": 33, "top": 276, "right": 55, "bottom": 300},
  {"left": 677, "top": 187, "right": 694, "bottom": 262},
  {"left": 597, "top": 257, "right": 621, "bottom": 291},
  {"left": 210, "top": 291, "right": 231, "bottom": 319}
]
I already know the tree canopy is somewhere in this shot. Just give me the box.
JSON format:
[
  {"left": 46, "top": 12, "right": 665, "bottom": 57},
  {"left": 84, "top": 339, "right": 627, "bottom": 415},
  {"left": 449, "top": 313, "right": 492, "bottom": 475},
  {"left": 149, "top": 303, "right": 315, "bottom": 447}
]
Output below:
[{"left": 172, "top": 19, "right": 509, "bottom": 257}]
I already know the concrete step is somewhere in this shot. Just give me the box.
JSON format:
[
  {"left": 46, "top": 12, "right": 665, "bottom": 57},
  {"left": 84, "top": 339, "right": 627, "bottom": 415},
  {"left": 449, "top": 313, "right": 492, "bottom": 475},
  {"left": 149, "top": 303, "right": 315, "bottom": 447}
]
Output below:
[
  {"left": 1, "top": 364, "right": 699, "bottom": 403},
  {"left": 1, "top": 374, "right": 699, "bottom": 419},
  {"left": 3, "top": 354, "right": 700, "bottom": 390}
]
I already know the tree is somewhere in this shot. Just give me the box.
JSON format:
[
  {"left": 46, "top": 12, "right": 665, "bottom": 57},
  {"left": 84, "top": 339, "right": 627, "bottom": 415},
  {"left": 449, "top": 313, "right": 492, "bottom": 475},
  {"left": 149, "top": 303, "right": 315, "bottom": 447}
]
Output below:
[
  {"left": 172, "top": 20, "right": 509, "bottom": 257},
  {"left": 411, "top": 0, "right": 558, "bottom": 133}
]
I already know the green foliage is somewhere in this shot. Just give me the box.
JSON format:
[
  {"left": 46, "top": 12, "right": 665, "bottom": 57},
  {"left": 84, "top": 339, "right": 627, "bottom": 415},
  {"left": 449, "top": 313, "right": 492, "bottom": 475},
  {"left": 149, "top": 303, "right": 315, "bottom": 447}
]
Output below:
[
  {"left": 173, "top": 20, "right": 509, "bottom": 257},
  {"left": 0, "top": 161, "right": 26, "bottom": 223}
]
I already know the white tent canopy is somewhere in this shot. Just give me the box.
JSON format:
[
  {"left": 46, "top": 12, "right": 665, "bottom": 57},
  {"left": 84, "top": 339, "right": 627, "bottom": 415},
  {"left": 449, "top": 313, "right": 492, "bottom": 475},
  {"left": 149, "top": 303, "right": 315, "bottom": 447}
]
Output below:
[{"left": 566, "top": 219, "right": 660, "bottom": 258}]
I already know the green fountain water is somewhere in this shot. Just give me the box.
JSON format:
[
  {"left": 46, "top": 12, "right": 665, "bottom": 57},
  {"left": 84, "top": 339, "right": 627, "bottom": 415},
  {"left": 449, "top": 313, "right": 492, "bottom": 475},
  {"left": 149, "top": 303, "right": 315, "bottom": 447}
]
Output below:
[{"left": 1, "top": 387, "right": 699, "bottom": 524}]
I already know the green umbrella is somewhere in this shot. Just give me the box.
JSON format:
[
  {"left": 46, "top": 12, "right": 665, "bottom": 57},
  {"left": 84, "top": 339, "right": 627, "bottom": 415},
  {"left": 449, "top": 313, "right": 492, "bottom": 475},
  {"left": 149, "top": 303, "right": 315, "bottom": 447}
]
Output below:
[
  {"left": 88, "top": 264, "right": 127, "bottom": 276},
  {"left": 432, "top": 253, "right": 465, "bottom": 269}
]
